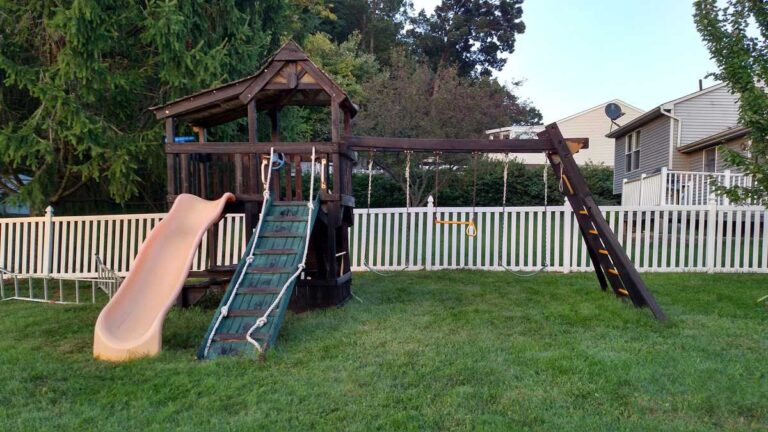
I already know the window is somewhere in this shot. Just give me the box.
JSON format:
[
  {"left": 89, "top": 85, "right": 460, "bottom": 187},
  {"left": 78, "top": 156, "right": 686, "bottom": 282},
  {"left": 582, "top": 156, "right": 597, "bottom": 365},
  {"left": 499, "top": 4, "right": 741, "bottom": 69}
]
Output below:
[
  {"left": 625, "top": 130, "right": 641, "bottom": 172},
  {"left": 703, "top": 147, "right": 717, "bottom": 172}
]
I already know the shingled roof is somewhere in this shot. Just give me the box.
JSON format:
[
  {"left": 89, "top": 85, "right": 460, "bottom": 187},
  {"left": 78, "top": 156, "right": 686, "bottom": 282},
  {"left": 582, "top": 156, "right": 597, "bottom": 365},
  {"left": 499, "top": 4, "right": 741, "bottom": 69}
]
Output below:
[{"left": 149, "top": 41, "right": 358, "bottom": 128}]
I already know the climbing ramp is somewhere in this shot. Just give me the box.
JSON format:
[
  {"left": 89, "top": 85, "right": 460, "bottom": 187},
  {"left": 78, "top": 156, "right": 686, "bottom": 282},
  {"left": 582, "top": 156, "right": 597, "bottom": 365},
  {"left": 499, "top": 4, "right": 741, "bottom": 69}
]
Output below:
[{"left": 198, "top": 197, "right": 319, "bottom": 359}]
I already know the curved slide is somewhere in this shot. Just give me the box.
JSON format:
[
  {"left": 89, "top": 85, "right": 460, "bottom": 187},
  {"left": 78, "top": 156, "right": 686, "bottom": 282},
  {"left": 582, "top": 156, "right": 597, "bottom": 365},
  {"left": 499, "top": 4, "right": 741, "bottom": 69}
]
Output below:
[{"left": 94, "top": 193, "right": 235, "bottom": 361}]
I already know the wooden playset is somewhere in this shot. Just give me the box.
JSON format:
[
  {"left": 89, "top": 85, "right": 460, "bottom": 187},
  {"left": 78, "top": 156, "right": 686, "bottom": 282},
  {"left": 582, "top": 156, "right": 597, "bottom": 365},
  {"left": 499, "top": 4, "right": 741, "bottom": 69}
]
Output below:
[{"left": 96, "top": 41, "right": 665, "bottom": 361}]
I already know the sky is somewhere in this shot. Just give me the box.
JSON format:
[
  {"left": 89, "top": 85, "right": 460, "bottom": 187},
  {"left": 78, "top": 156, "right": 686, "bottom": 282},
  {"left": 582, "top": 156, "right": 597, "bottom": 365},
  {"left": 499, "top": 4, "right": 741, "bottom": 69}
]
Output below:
[{"left": 410, "top": 0, "right": 719, "bottom": 123}]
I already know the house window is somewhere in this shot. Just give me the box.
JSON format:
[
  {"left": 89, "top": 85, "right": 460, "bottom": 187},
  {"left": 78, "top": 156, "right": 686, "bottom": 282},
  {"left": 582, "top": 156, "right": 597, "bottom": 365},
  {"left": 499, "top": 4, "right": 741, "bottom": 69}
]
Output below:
[
  {"left": 703, "top": 147, "right": 717, "bottom": 172},
  {"left": 625, "top": 130, "right": 641, "bottom": 172}
]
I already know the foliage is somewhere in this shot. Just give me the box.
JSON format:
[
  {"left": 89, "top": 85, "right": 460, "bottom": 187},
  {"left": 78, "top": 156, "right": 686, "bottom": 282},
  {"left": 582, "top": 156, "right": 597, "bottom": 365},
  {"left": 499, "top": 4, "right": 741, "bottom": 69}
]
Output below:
[
  {"left": 407, "top": 0, "right": 525, "bottom": 77},
  {"left": 0, "top": 0, "right": 282, "bottom": 214},
  {"left": 694, "top": 1, "right": 768, "bottom": 205},
  {"left": 1, "top": 273, "right": 767, "bottom": 430},
  {"left": 321, "top": 0, "right": 412, "bottom": 62},
  {"left": 353, "top": 51, "right": 540, "bottom": 205},
  {"left": 353, "top": 157, "right": 618, "bottom": 208}
]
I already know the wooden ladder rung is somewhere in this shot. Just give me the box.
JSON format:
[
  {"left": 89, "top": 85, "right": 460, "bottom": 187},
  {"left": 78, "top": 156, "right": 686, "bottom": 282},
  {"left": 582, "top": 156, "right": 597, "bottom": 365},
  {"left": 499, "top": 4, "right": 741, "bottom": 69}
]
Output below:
[
  {"left": 260, "top": 231, "right": 304, "bottom": 238},
  {"left": 578, "top": 209, "right": 588, "bottom": 215},
  {"left": 227, "top": 308, "right": 278, "bottom": 317},
  {"left": 617, "top": 288, "right": 629, "bottom": 296},
  {"left": 254, "top": 248, "right": 299, "bottom": 255},
  {"left": 212, "top": 331, "right": 270, "bottom": 343},
  {"left": 264, "top": 216, "right": 306, "bottom": 222},
  {"left": 238, "top": 287, "right": 282, "bottom": 295},
  {"left": 273, "top": 201, "right": 309, "bottom": 207},
  {"left": 588, "top": 229, "right": 598, "bottom": 235},
  {"left": 598, "top": 249, "right": 609, "bottom": 255},
  {"left": 247, "top": 267, "right": 294, "bottom": 274},
  {"left": 607, "top": 268, "right": 619, "bottom": 275}
]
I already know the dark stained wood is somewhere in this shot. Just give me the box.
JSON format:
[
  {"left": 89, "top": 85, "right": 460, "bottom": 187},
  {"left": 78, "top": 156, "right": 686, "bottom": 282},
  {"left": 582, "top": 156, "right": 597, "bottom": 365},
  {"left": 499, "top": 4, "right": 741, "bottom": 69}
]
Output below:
[
  {"left": 542, "top": 123, "right": 666, "bottom": 321},
  {"left": 273, "top": 41, "right": 310, "bottom": 62},
  {"left": 164, "top": 118, "right": 176, "bottom": 207},
  {"left": 151, "top": 79, "right": 250, "bottom": 120},
  {"left": 165, "top": 142, "right": 338, "bottom": 155},
  {"left": 239, "top": 60, "right": 287, "bottom": 104},
  {"left": 344, "top": 135, "right": 575, "bottom": 153},
  {"left": 247, "top": 100, "right": 258, "bottom": 144},
  {"left": 294, "top": 155, "right": 303, "bottom": 200},
  {"left": 227, "top": 309, "right": 278, "bottom": 317}
]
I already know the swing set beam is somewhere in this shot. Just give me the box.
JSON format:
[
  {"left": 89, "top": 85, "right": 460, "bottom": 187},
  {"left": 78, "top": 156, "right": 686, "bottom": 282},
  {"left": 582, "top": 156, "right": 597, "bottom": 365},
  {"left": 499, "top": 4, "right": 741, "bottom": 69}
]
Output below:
[{"left": 345, "top": 135, "right": 589, "bottom": 153}]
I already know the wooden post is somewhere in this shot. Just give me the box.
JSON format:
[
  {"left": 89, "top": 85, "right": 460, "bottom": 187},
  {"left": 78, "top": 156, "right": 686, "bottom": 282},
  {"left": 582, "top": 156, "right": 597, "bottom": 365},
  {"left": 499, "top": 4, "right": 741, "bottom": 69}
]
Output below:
[
  {"left": 165, "top": 118, "right": 176, "bottom": 208},
  {"left": 247, "top": 100, "right": 259, "bottom": 195},
  {"left": 269, "top": 109, "right": 280, "bottom": 199},
  {"left": 331, "top": 97, "right": 341, "bottom": 142}
]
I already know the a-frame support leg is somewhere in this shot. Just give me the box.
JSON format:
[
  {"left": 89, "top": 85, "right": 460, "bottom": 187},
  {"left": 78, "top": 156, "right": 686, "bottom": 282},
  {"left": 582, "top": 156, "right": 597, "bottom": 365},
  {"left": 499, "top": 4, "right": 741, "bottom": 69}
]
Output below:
[{"left": 541, "top": 123, "right": 666, "bottom": 321}]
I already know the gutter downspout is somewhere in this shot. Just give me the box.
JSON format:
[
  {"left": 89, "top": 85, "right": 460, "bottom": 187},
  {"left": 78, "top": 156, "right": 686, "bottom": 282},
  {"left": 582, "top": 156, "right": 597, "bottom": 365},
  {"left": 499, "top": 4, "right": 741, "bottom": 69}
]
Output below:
[{"left": 659, "top": 106, "right": 682, "bottom": 169}]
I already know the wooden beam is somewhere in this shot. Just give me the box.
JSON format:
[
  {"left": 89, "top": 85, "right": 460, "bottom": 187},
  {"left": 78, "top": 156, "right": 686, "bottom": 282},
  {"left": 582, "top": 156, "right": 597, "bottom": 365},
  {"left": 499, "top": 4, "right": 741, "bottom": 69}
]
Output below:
[
  {"left": 165, "top": 142, "right": 338, "bottom": 154},
  {"left": 344, "top": 135, "right": 564, "bottom": 153},
  {"left": 152, "top": 81, "right": 249, "bottom": 120},
  {"left": 239, "top": 61, "right": 286, "bottom": 104}
]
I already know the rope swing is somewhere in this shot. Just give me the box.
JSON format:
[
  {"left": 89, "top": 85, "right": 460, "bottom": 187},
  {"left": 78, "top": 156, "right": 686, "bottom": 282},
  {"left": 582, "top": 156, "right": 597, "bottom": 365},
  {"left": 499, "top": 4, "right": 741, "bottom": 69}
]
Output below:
[
  {"left": 498, "top": 153, "right": 550, "bottom": 276},
  {"left": 362, "top": 150, "right": 412, "bottom": 275}
]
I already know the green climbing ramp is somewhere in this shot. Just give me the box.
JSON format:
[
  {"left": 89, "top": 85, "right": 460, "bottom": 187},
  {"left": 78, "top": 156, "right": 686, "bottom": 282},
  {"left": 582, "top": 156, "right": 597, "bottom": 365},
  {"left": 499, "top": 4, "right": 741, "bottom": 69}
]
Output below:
[{"left": 198, "top": 197, "right": 319, "bottom": 359}]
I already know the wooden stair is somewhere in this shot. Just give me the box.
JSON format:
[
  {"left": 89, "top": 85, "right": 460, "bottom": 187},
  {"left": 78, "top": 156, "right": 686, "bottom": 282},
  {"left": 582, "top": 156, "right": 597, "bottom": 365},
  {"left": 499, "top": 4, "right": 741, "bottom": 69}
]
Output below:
[{"left": 198, "top": 197, "right": 320, "bottom": 359}]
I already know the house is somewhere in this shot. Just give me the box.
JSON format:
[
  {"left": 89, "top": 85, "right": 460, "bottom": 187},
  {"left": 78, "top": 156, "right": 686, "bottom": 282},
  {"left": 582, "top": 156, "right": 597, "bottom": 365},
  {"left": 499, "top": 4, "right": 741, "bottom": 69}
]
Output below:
[
  {"left": 606, "top": 83, "right": 749, "bottom": 205},
  {"left": 0, "top": 175, "right": 31, "bottom": 216},
  {"left": 486, "top": 99, "right": 644, "bottom": 166}
]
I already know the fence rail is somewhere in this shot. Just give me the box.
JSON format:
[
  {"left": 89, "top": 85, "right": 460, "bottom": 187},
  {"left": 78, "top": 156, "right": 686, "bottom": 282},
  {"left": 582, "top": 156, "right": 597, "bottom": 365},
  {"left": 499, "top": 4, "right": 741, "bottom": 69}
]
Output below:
[{"left": 2, "top": 202, "right": 768, "bottom": 277}]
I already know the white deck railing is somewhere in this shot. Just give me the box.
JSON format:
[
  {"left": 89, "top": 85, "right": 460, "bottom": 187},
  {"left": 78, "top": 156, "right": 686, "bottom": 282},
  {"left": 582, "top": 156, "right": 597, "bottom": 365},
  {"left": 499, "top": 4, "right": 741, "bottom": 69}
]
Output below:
[
  {"left": 2, "top": 200, "right": 768, "bottom": 279},
  {"left": 623, "top": 168, "right": 754, "bottom": 206}
]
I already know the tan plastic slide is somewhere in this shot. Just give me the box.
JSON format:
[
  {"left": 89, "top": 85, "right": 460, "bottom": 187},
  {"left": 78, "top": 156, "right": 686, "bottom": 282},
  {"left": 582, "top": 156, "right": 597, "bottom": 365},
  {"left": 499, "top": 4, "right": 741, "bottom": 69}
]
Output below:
[{"left": 93, "top": 193, "right": 235, "bottom": 361}]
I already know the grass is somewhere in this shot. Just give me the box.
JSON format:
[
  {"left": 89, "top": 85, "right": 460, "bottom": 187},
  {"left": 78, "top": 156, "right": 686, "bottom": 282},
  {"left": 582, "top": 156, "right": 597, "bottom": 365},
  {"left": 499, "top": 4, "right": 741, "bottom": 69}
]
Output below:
[{"left": 1, "top": 272, "right": 767, "bottom": 431}]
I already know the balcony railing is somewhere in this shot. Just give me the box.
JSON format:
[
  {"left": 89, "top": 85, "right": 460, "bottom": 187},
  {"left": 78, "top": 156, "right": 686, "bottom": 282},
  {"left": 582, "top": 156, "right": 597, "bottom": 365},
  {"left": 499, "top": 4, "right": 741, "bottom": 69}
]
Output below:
[{"left": 622, "top": 167, "right": 753, "bottom": 206}]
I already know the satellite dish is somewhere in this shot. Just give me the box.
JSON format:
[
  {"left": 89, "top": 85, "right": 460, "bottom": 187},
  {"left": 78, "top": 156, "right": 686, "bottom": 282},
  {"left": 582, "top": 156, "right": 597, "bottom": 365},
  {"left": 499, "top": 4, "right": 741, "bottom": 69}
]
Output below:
[{"left": 604, "top": 103, "right": 625, "bottom": 121}]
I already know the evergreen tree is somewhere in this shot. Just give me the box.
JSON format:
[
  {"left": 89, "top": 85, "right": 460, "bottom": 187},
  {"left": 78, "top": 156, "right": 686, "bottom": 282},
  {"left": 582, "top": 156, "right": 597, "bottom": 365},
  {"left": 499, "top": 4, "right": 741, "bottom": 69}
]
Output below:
[{"left": 0, "top": 0, "right": 280, "bottom": 213}]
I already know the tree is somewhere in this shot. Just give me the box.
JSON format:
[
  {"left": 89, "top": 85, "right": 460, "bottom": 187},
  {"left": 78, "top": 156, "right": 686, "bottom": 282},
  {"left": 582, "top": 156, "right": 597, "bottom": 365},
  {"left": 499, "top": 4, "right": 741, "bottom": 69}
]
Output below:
[
  {"left": 694, "top": 0, "right": 768, "bottom": 204},
  {"left": 406, "top": 0, "right": 525, "bottom": 78},
  {"left": 0, "top": 0, "right": 280, "bottom": 214},
  {"left": 320, "top": 0, "right": 411, "bottom": 61},
  {"left": 278, "top": 32, "right": 383, "bottom": 142},
  {"left": 354, "top": 51, "right": 541, "bottom": 205}
]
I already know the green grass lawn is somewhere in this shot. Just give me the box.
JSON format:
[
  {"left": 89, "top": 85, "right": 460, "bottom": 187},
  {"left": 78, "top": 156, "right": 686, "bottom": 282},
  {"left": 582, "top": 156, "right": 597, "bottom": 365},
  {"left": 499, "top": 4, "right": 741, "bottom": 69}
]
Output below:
[{"left": 1, "top": 272, "right": 767, "bottom": 431}]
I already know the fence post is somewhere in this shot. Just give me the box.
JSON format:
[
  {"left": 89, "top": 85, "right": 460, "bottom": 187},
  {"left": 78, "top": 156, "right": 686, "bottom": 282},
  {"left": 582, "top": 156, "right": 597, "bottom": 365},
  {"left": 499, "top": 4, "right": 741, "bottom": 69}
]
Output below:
[
  {"left": 706, "top": 198, "right": 717, "bottom": 273},
  {"left": 43, "top": 206, "right": 54, "bottom": 277},
  {"left": 722, "top": 169, "right": 731, "bottom": 206},
  {"left": 638, "top": 173, "right": 646, "bottom": 205},
  {"left": 426, "top": 195, "right": 434, "bottom": 270},
  {"left": 660, "top": 167, "right": 668, "bottom": 205},
  {"left": 622, "top": 178, "right": 627, "bottom": 206},
  {"left": 562, "top": 198, "right": 572, "bottom": 273}
]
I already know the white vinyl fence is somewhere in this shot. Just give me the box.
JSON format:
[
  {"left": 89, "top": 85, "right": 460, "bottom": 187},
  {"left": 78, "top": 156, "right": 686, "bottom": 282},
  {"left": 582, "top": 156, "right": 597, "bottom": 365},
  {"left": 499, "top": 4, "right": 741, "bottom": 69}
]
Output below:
[{"left": 2, "top": 202, "right": 768, "bottom": 278}]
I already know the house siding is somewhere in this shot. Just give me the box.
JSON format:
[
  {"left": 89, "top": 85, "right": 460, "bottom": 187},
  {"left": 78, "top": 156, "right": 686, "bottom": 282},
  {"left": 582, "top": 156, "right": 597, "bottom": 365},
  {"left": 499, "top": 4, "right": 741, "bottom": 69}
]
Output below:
[
  {"left": 674, "top": 86, "right": 740, "bottom": 146},
  {"left": 613, "top": 115, "right": 671, "bottom": 193},
  {"left": 686, "top": 138, "right": 746, "bottom": 172},
  {"left": 562, "top": 101, "right": 643, "bottom": 167}
]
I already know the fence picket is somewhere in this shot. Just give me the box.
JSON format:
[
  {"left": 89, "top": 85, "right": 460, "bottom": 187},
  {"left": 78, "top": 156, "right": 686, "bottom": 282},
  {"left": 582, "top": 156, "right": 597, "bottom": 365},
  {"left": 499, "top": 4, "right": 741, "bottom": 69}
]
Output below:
[{"left": 3, "top": 204, "right": 768, "bottom": 277}]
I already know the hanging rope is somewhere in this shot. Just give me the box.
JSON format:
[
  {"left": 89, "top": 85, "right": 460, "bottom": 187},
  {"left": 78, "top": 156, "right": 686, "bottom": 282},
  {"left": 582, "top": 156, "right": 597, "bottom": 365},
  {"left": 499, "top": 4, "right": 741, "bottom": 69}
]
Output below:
[
  {"left": 202, "top": 147, "right": 276, "bottom": 358},
  {"left": 498, "top": 152, "right": 549, "bottom": 276},
  {"left": 433, "top": 151, "right": 477, "bottom": 237},
  {"left": 245, "top": 147, "right": 319, "bottom": 354},
  {"left": 363, "top": 150, "right": 412, "bottom": 275}
]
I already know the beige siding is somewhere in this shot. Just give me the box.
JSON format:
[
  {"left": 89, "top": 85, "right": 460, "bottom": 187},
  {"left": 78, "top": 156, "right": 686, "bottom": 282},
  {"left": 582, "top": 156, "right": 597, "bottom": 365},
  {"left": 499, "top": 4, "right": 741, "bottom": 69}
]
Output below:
[
  {"left": 674, "top": 86, "right": 740, "bottom": 146},
  {"left": 508, "top": 101, "right": 643, "bottom": 166},
  {"left": 613, "top": 115, "right": 672, "bottom": 193}
]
